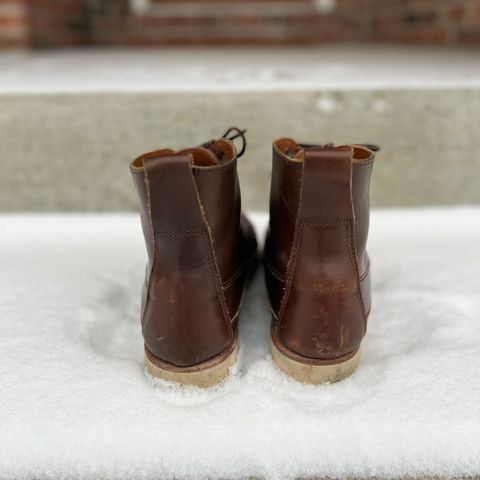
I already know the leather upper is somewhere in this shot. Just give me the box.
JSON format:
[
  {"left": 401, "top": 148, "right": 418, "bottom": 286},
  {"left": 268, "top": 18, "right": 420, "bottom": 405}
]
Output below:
[
  {"left": 264, "top": 138, "right": 375, "bottom": 361},
  {"left": 131, "top": 138, "right": 256, "bottom": 368}
]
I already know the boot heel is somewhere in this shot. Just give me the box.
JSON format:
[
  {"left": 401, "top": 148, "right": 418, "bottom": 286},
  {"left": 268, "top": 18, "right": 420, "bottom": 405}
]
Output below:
[
  {"left": 271, "top": 340, "right": 360, "bottom": 384},
  {"left": 145, "top": 341, "right": 238, "bottom": 388}
]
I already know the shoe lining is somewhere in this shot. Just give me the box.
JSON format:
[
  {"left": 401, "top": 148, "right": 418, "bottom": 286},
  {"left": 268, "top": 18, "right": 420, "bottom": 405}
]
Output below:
[{"left": 274, "top": 138, "right": 374, "bottom": 163}]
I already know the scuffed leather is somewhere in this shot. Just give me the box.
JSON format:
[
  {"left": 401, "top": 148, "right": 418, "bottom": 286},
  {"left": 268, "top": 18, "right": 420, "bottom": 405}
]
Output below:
[
  {"left": 131, "top": 139, "right": 256, "bottom": 368},
  {"left": 265, "top": 139, "right": 376, "bottom": 361}
]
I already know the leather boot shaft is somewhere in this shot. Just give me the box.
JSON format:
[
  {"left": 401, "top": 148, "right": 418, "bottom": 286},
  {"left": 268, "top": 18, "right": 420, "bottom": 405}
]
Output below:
[
  {"left": 265, "top": 138, "right": 375, "bottom": 361},
  {"left": 131, "top": 137, "right": 256, "bottom": 369}
]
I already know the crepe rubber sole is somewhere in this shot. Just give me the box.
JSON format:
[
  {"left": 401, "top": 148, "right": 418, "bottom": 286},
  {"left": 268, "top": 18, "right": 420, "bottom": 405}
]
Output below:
[
  {"left": 145, "top": 340, "right": 238, "bottom": 388},
  {"left": 271, "top": 337, "right": 360, "bottom": 384}
]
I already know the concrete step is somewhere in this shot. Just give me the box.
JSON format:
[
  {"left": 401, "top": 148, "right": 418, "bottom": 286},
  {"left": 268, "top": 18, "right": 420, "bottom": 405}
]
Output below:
[{"left": 1, "top": 46, "right": 480, "bottom": 211}]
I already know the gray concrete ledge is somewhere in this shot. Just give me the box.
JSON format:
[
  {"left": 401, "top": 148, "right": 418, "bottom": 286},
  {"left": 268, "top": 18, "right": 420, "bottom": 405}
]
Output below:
[
  {"left": 1, "top": 46, "right": 480, "bottom": 93},
  {"left": 1, "top": 47, "right": 479, "bottom": 211}
]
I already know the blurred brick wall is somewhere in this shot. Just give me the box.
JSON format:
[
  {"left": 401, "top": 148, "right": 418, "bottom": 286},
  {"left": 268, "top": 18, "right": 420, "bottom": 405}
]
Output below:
[
  {"left": 128, "top": 0, "right": 357, "bottom": 45},
  {"left": 27, "top": 0, "right": 129, "bottom": 47},
  {"left": 372, "top": 0, "right": 480, "bottom": 45},
  {"left": 0, "top": 0, "right": 29, "bottom": 47},
  {"left": 1, "top": 0, "right": 480, "bottom": 48},
  {"left": 28, "top": 0, "right": 91, "bottom": 47}
]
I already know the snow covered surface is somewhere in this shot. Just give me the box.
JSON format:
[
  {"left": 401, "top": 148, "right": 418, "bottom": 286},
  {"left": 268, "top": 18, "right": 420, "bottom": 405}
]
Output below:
[
  {"left": 1, "top": 47, "right": 480, "bottom": 94},
  {"left": 1, "top": 209, "right": 480, "bottom": 479}
]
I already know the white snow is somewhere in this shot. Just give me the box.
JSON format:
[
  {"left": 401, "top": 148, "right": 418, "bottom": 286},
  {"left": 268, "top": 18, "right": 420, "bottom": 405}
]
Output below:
[{"left": 1, "top": 209, "right": 480, "bottom": 479}]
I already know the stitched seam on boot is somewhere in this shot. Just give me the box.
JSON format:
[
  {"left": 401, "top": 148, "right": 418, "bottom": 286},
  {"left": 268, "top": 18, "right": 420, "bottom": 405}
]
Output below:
[
  {"left": 200, "top": 228, "right": 233, "bottom": 337},
  {"left": 345, "top": 220, "right": 368, "bottom": 329},
  {"left": 277, "top": 224, "right": 304, "bottom": 326},
  {"left": 279, "top": 220, "right": 367, "bottom": 332},
  {"left": 156, "top": 229, "right": 201, "bottom": 237},
  {"left": 193, "top": 157, "right": 237, "bottom": 174},
  {"left": 264, "top": 259, "right": 286, "bottom": 283},
  {"left": 223, "top": 262, "right": 247, "bottom": 289},
  {"left": 142, "top": 171, "right": 156, "bottom": 323},
  {"left": 360, "top": 268, "right": 369, "bottom": 282}
]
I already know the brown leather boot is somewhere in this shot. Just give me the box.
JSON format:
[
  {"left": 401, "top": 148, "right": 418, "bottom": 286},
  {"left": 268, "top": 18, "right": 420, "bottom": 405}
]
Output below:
[
  {"left": 264, "top": 138, "right": 377, "bottom": 384},
  {"left": 130, "top": 128, "right": 257, "bottom": 387}
]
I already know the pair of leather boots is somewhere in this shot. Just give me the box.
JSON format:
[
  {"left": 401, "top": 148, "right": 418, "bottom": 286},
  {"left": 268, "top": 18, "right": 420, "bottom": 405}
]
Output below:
[{"left": 130, "top": 128, "right": 377, "bottom": 387}]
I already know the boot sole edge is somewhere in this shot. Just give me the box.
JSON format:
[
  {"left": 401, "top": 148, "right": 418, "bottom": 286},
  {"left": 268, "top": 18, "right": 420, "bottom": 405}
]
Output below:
[
  {"left": 271, "top": 339, "right": 360, "bottom": 384},
  {"left": 145, "top": 341, "right": 238, "bottom": 388}
]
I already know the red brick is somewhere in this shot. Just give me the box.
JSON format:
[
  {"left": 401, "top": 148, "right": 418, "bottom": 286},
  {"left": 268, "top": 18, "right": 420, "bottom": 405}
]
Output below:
[
  {"left": 458, "top": 27, "right": 480, "bottom": 44},
  {"left": 449, "top": 5, "right": 465, "bottom": 21},
  {"left": 2, "top": 0, "right": 480, "bottom": 48}
]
